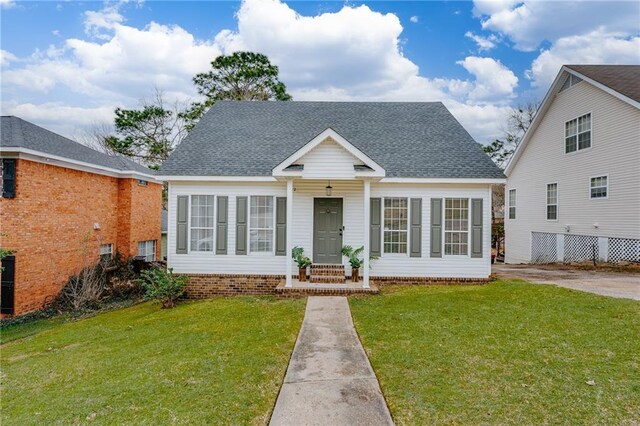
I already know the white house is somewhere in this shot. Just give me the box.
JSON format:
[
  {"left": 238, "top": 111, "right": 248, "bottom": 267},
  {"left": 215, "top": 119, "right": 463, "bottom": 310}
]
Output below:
[
  {"left": 505, "top": 65, "right": 640, "bottom": 264},
  {"left": 159, "top": 101, "right": 505, "bottom": 295}
]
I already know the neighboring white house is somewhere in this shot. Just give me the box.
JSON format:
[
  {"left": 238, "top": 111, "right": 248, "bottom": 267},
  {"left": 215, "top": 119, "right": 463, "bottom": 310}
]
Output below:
[
  {"left": 505, "top": 65, "right": 640, "bottom": 264},
  {"left": 159, "top": 101, "right": 505, "bottom": 294}
]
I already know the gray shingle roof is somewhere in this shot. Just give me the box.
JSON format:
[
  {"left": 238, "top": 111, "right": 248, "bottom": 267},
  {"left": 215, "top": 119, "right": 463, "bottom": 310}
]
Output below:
[
  {"left": 1, "top": 116, "right": 154, "bottom": 175},
  {"left": 160, "top": 101, "right": 504, "bottom": 179},
  {"left": 566, "top": 65, "right": 640, "bottom": 103}
]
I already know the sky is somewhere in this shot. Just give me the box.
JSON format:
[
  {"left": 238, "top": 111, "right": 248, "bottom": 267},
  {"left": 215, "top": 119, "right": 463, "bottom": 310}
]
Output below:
[{"left": 1, "top": 0, "right": 639, "bottom": 143}]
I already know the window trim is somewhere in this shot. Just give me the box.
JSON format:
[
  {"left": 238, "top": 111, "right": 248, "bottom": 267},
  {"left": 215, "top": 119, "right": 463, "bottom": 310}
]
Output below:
[
  {"left": 564, "top": 112, "right": 592, "bottom": 154},
  {"left": 248, "top": 195, "right": 276, "bottom": 255},
  {"left": 443, "top": 197, "right": 470, "bottom": 257},
  {"left": 382, "top": 197, "right": 410, "bottom": 256},
  {"left": 138, "top": 240, "right": 156, "bottom": 262},
  {"left": 589, "top": 175, "right": 609, "bottom": 200},
  {"left": 189, "top": 194, "right": 216, "bottom": 253},
  {"left": 546, "top": 182, "right": 558, "bottom": 221},
  {"left": 508, "top": 188, "right": 516, "bottom": 220},
  {"left": 99, "top": 243, "right": 114, "bottom": 263}
]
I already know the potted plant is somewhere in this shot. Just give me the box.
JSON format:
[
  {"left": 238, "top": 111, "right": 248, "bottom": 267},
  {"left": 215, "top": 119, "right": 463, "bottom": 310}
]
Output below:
[
  {"left": 291, "top": 246, "right": 312, "bottom": 282},
  {"left": 341, "top": 245, "right": 378, "bottom": 282}
]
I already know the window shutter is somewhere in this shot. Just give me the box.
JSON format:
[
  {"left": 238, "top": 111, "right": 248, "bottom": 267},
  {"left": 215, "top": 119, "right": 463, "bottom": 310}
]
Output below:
[
  {"left": 275, "top": 197, "right": 286, "bottom": 256},
  {"left": 1, "top": 255, "right": 15, "bottom": 315},
  {"left": 176, "top": 196, "right": 188, "bottom": 254},
  {"left": 2, "top": 159, "right": 16, "bottom": 198},
  {"left": 410, "top": 198, "right": 422, "bottom": 257},
  {"left": 236, "top": 196, "right": 248, "bottom": 255},
  {"left": 430, "top": 198, "right": 442, "bottom": 258},
  {"left": 216, "top": 196, "right": 228, "bottom": 255},
  {"left": 471, "top": 198, "right": 483, "bottom": 258},
  {"left": 370, "top": 198, "right": 381, "bottom": 257}
]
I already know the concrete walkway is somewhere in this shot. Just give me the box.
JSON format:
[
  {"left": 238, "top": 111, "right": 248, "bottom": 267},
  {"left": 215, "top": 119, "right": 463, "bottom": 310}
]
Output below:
[
  {"left": 494, "top": 263, "right": 640, "bottom": 300},
  {"left": 270, "top": 297, "right": 394, "bottom": 426}
]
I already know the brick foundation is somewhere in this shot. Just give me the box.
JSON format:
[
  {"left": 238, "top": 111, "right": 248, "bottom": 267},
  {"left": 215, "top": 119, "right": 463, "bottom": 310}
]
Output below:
[{"left": 371, "top": 276, "right": 489, "bottom": 286}]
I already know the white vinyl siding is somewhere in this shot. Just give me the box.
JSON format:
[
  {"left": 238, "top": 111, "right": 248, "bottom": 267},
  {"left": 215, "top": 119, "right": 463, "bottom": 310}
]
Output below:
[
  {"left": 546, "top": 183, "right": 558, "bottom": 220},
  {"left": 444, "top": 198, "right": 469, "bottom": 255},
  {"left": 138, "top": 240, "right": 156, "bottom": 262},
  {"left": 590, "top": 176, "right": 608, "bottom": 199},
  {"left": 505, "top": 77, "right": 640, "bottom": 263},
  {"left": 508, "top": 189, "right": 516, "bottom": 219},
  {"left": 383, "top": 198, "right": 408, "bottom": 254},
  {"left": 250, "top": 195, "right": 274, "bottom": 253},
  {"left": 167, "top": 181, "right": 492, "bottom": 279},
  {"left": 190, "top": 195, "right": 215, "bottom": 252},
  {"left": 298, "top": 137, "right": 363, "bottom": 179},
  {"left": 565, "top": 113, "right": 591, "bottom": 153}
]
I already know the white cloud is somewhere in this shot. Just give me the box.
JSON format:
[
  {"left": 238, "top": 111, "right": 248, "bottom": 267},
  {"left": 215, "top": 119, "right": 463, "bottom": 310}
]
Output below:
[
  {"left": 0, "top": 49, "right": 17, "bottom": 66},
  {"left": 465, "top": 31, "right": 499, "bottom": 51},
  {"left": 0, "top": 0, "right": 16, "bottom": 9},
  {"left": 457, "top": 56, "right": 518, "bottom": 103},
  {"left": 410, "top": 15, "right": 419, "bottom": 24},
  {"left": 473, "top": 0, "right": 640, "bottom": 51},
  {"left": 527, "top": 30, "right": 640, "bottom": 90}
]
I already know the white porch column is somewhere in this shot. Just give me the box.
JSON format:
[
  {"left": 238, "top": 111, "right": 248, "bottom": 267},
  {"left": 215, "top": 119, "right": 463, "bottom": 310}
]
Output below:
[
  {"left": 363, "top": 179, "right": 371, "bottom": 288},
  {"left": 285, "top": 179, "right": 294, "bottom": 287}
]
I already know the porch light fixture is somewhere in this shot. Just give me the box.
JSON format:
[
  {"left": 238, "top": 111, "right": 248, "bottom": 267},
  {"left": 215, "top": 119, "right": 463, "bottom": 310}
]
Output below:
[{"left": 325, "top": 181, "right": 333, "bottom": 196}]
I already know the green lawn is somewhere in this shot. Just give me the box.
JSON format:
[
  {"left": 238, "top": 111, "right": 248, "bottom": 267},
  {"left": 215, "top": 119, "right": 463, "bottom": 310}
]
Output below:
[
  {"left": 350, "top": 280, "right": 640, "bottom": 425},
  {"left": 1, "top": 297, "right": 305, "bottom": 425}
]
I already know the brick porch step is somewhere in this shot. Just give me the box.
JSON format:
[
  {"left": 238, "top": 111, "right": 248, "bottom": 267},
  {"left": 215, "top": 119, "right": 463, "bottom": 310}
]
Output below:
[{"left": 310, "top": 263, "right": 346, "bottom": 284}]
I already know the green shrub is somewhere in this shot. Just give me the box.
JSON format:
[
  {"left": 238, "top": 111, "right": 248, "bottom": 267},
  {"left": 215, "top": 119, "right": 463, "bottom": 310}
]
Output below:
[
  {"left": 136, "top": 267, "right": 186, "bottom": 308},
  {"left": 291, "top": 246, "right": 312, "bottom": 268}
]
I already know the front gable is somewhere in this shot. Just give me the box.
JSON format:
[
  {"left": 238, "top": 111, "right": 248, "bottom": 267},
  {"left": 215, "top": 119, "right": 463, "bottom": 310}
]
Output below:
[{"left": 272, "top": 128, "right": 385, "bottom": 179}]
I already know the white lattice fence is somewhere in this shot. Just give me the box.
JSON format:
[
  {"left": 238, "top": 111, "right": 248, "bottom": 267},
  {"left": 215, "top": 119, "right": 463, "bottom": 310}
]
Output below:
[
  {"left": 608, "top": 238, "right": 640, "bottom": 263},
  {"left": 564, "top": 234, "right": 598, "bottom": 263},
  {"left": 531, "top": 232, "right": 557, "bottom": 263}
]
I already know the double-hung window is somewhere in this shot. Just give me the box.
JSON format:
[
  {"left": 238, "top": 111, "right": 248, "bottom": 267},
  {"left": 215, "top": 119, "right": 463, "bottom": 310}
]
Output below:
[
  {"left": 250, "top": 196, "right": 274, "bottom": 253},
  {"left": 99, "top": 243, "right": 113, "bottom": 264},
  {"left": 508, "top": 189, "right": 516, "bottom": 219},
  {"left": 138, "top": 240, "right": 156, "bottom": 262},
  {"left": 590, "top": 176, "right": 608, "bottom": 199},
  {"left": 546, "top": 183, "right": 558, "bottom": 220},
  {"left": 444, "top": 198, "right": 469, "bottom": 255},
  {"left": 190, "top": 195, "right": 215, "bottom": 252},
  {"left": 383, "top": 198, "right": 408, "bottom": 254},
  {"left": 565, "top": 113, "right": 591, "bottom": 153}
]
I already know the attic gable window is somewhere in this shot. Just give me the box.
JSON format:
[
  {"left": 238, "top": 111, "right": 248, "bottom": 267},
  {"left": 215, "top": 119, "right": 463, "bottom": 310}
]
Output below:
[
  {"left": 565, "top": 113, "right": 591, "bottom": 153},
  {"left": 559, "top": 74, "right": 583, "bottom": 92}
]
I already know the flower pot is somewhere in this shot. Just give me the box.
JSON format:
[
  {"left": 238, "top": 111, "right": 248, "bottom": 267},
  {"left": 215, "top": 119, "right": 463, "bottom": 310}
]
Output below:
[
  {"left": 298, "top": 267, "right": 307, "bottom": 282},
  {"left": 351, "top": 267, "right": 360, "bottom": 283}
]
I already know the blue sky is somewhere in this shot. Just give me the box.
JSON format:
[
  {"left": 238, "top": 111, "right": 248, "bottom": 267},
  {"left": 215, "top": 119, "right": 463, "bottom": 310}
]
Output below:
[{"left": 1, "top": 0, "right": 638, "bottom": 142}]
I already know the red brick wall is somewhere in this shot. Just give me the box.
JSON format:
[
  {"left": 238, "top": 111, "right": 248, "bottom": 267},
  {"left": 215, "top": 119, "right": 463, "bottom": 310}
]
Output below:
[
  {"left": 179, "top": 274, "right": 285, "bottom": 298},
  {"left": 0, "top": 159, "right": 161, "bottom": 316}
]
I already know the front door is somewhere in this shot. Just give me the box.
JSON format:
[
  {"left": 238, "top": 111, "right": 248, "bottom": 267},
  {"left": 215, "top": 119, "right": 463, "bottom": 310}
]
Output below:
[{"left": 313, "top": 198, "right": 343, "bottom": 264}]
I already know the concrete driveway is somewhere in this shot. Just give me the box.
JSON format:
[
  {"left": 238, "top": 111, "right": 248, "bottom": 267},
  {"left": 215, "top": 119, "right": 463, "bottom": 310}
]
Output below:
[{"left": 493, "top": 263, "right": 640, "bottom": 301}]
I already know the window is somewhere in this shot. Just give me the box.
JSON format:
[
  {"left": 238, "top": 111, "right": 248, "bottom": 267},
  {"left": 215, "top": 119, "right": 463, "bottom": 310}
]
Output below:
[
  {"left": 546, "top": 183, "right": 558, "bottom": 220},
  {"left": 190, "top": 195, "right": 214, "bottom": 252},
  {"left": 138, "top": 240, "right": 156, "bottom": 262},
  {"left": 565, "top": 113, "right": 591, "bottom": 153},
  {"left": 383, "top": 198, "right": 408, "bottom": 254},
  {"left": 590, "top": 176, "right": 608, "bottom": 199},
  {"left": 559, "top": 74, "right": 582, "bottom": 92},
  {"left": 444, "top": 198, "right": 469, "bottom": 255},
  {"left": 508, "top": 189, "right": 516, "bottom": 219},
  {"left": 99, "top": 243, "right": 113, "bottom": 264},
  {"left": 137, "top": 179, "right": 148, "bottom": 186},
  {"left": 250, "top": 196, "right": 274, "bottom": 252}
]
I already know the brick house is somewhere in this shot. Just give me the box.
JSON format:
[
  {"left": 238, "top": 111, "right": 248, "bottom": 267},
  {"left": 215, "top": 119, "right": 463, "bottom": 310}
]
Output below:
[{"left": 0, "top": 116, "right": 163, "bottom": 316}]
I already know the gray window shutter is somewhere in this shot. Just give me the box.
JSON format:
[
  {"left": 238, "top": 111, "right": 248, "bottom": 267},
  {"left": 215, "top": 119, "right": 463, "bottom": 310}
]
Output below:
[
  {"left": 236, "top": 196, "right": 248, "bottom": 255},
  {"left": 275, "top": 197, "right": 287, "bottom": 256},
  {"left": 176, "top": 196, "right": 188, "bottom": 254},
  {"left": 410, "top": 198, "right": 422, "bottom": 257},
  {"left": 430, "top": 198, "right": 442, "bottom": 258},
  {"left": 370, "top": 198, "right": 381, "bottom": 257},
  {"left": 216, "top": 196, "right": 228, "bottom": 255},
  {"left": 471, "top": 198, "right": 483, "bottom": 258}
]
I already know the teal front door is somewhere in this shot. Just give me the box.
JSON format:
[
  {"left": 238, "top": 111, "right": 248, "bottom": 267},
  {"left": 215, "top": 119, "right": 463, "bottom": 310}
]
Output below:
[{"left": 313, "top": 198, "right": 343, "bottom": 264}]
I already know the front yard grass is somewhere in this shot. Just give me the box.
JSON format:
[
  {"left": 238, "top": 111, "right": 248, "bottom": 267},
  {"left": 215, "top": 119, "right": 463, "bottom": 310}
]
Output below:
[
  {"left": 1, "top": 297, "right": 305, "bottom": 425},
  {"left": 350, "top": 280, "right": 640, "bottom": 425}
]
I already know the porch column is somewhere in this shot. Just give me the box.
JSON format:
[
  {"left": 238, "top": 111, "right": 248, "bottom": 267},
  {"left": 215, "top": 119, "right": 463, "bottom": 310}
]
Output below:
[
  {"left": 285, "top": 179, "right": 294, "bottom": 287},
  {"left": 363, "top": 179, "right": 371, "bottom": 288}
]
